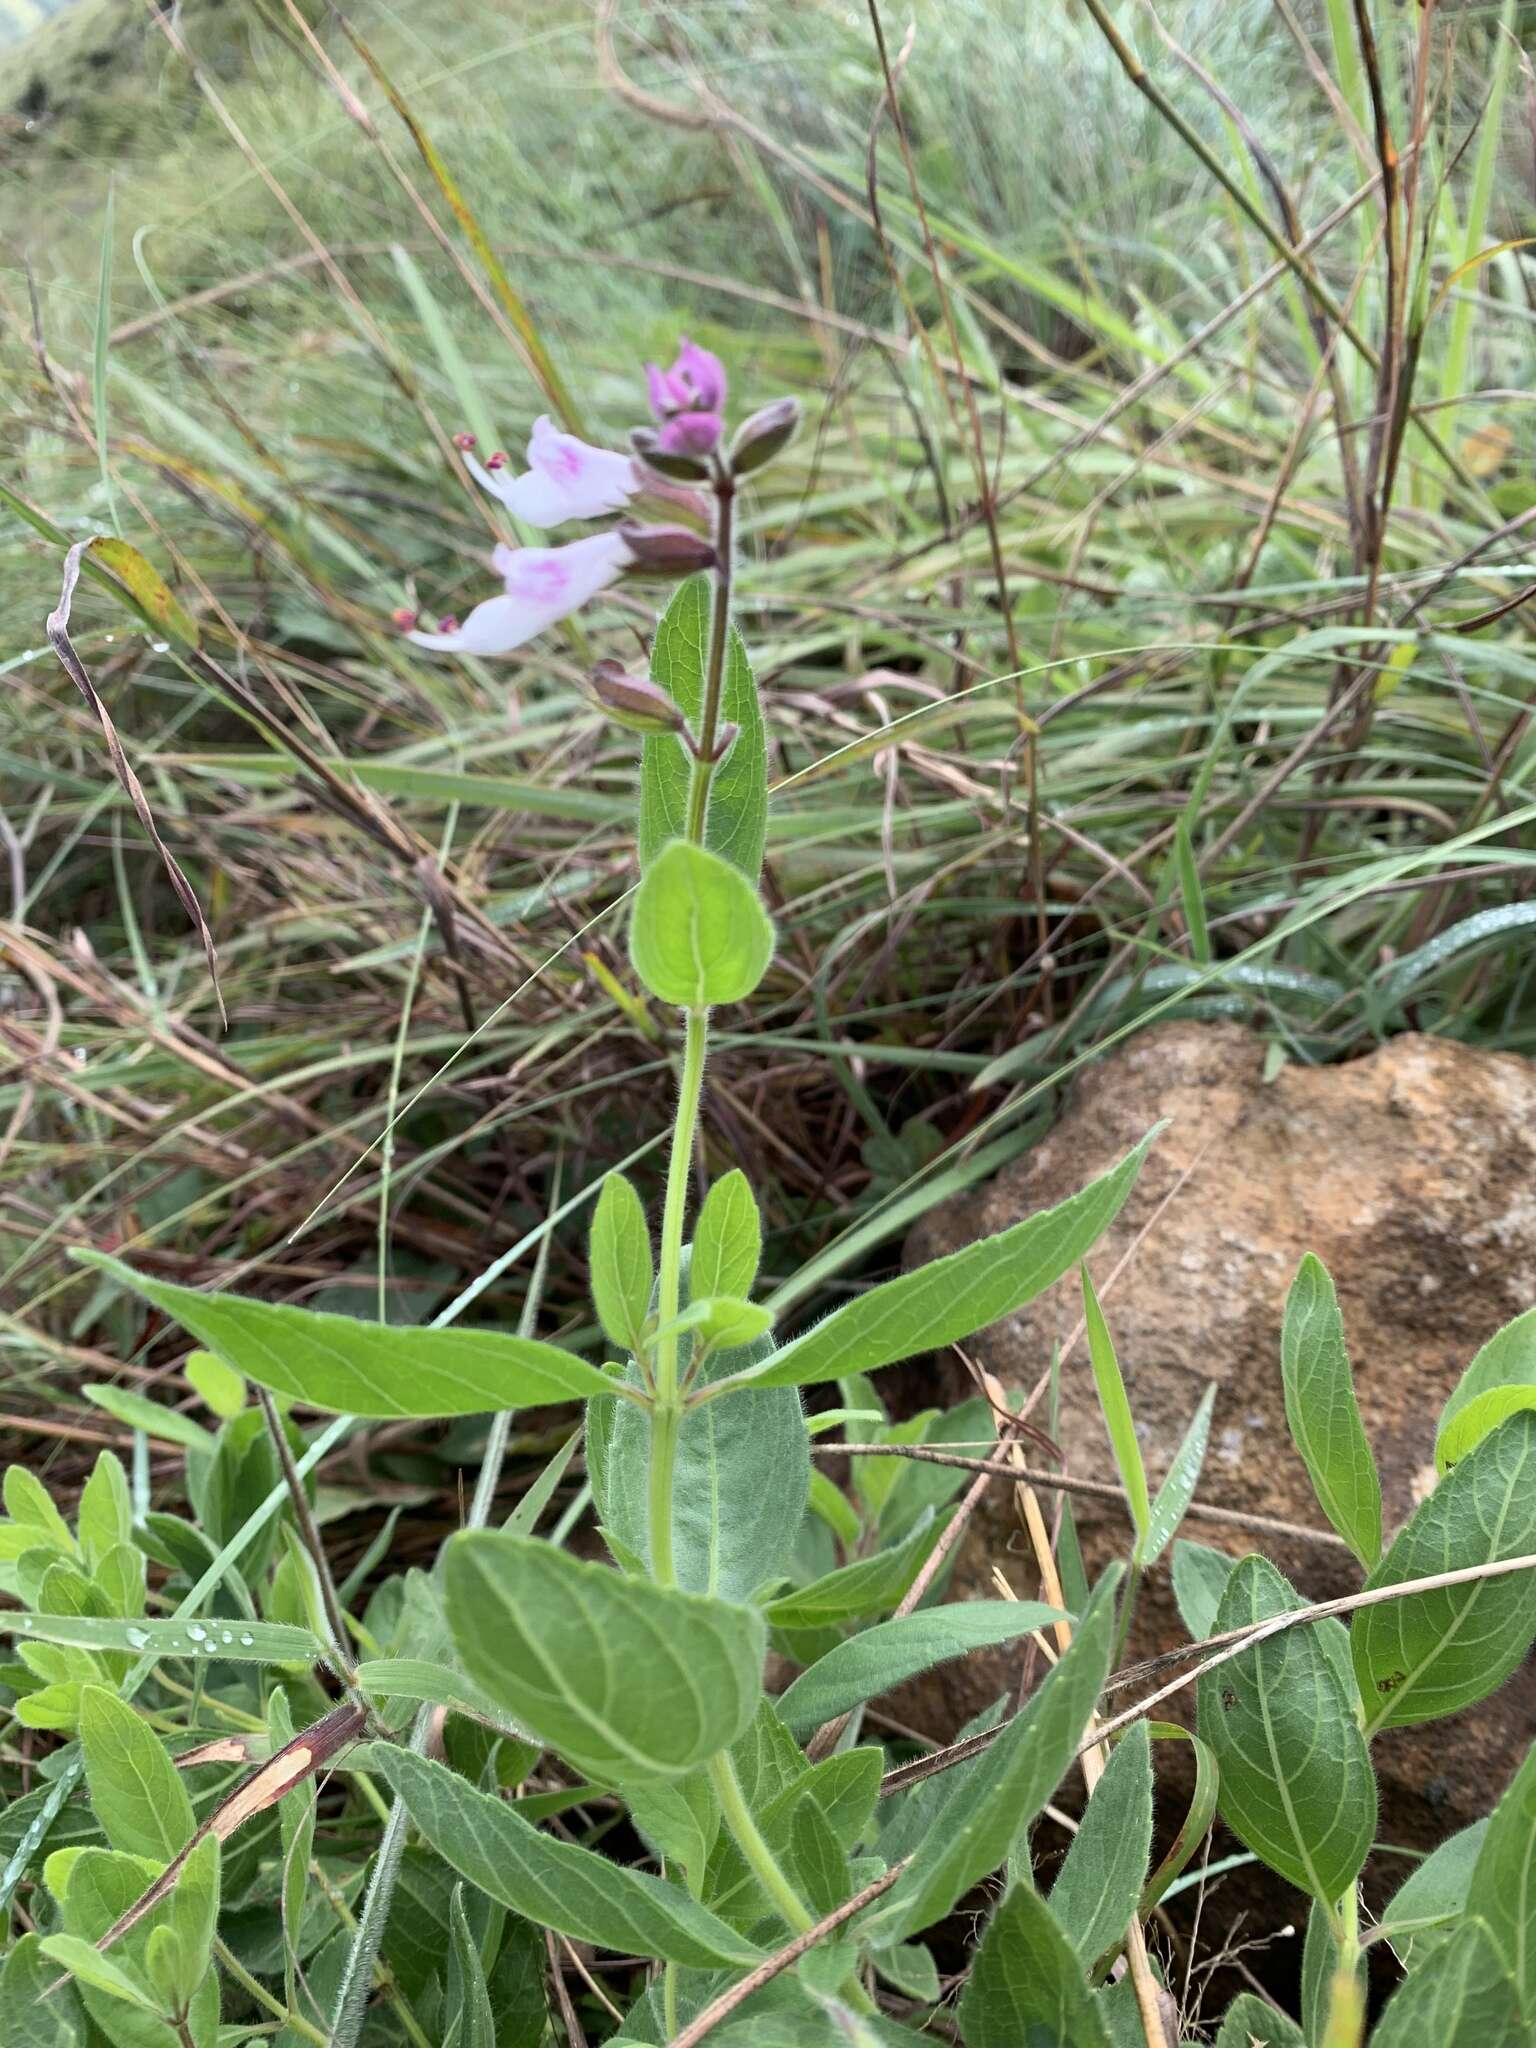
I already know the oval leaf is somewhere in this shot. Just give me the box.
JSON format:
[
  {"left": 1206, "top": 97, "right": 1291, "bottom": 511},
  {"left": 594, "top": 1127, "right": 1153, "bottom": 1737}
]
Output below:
[
  {"left": 1354, "top": 1411, "right": 1536, "bottom": 1734},
  {"left": 628, "top": 839, "right": 774, "bottom": 1010},
  {"left": 774, "top": 1601, "right": 1062, "bottom": 1732},
  {"left": 1280, "top": 1254, "right": 1382, "bottom": 1567},
  {"left": 443, "top": 1532, "right": 765, "bottom": 1781},
  {"left": 1197, "top": 1555, "right": 1375, "bottom": 1905},
  {"left": 958, "top": 1881, "right": 1112, "bottom": 2048}
]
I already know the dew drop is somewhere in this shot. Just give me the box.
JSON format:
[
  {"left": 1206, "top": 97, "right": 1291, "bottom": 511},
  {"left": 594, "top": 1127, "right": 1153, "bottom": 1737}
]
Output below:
[
  {"left": 126, "top": 1626, "right": 149, "bottom": 1650},
  {"left": 186, "top": 1623, "right": 207, "bottom": 1642},
  {"left": 150, "top": 640, "right": 169, "bottom": 653},
  {"left": 220, "top": 1631, "right": 234, "bottom": 1646},
  {"left": 239, "top": 1632, "right": 255, "bottom": 1648},
  {"left": 19, "top": 1616, "right": 33, "bottom": 1630}
]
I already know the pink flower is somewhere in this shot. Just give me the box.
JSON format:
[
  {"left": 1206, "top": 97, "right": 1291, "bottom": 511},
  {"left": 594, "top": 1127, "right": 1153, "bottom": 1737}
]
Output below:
[
  {"left": 644, "top": 336, "right": 727, "bottom": 458},
  {"left": 405, "top": 530, "right": 633, "bottom": 656},
  {"left": 464, "top": 416, "right": 637, "bottom": 527}
]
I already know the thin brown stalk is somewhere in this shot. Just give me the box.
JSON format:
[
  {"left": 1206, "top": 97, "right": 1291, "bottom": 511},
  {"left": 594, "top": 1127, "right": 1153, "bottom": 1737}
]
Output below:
[
  {"left": 879, "top": 1547, "right": 1536, "bottom": 1797},
  {"left": 668, "top": 1858, "right": 913, "bottom": 2048},
  {"left": 810, "top": 1443, "right": 1351, "bottom": 1551}
]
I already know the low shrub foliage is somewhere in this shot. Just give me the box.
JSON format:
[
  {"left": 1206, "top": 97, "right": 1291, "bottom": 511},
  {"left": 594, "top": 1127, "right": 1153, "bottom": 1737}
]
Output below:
[{"left": 6, "top": 350, "right": 1536, "bottom": 2048}]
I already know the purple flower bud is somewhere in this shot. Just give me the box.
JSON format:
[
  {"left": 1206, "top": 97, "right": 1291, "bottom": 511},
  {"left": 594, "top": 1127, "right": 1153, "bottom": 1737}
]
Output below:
[
  {"left": 658, "top": 410, "right": 724, "bottom": 458},
  {"left": 617, "top": 522, "right": 717, "bottom": 578},
  {"left": 485, "top": 450, "right": 508, "bottom": 471},
  {"left": 630, "top": 427, "right": 712, "bottom": 483},
  {"left": 436, "top": 614, "right": 460, "bottom": 634},
  {"left": 646, "top": 336, "right": 728, "bottom": 422},
  {"left": 584, "top": 658, "right": 688, "bottom": 737},
  {"left": 729, "top": 397, "right": 802, "bottom": 477}
]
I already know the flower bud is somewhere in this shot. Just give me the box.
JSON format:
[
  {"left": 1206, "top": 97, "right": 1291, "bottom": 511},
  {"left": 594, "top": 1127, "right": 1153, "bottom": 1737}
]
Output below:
[
  {"left": 729, "top": 397, "right": 802, "bottom": 477},
  {"left": 452, "top": 431, "right": 477, "bottom": 451},
  {"left": 630, "top": 427, "right": 711, "bottom": 483},
  {"left": 617, "top": 522, "right": 717, "bottom": 578},
  {"left": 436, "top": 614, "right": 460, "bottom": 634},
  {"left": 390, "top": 606, "right": 420, "bottom": 632},
  {"left": 582, "top": 659, "right": 688, "bottom": 737}
]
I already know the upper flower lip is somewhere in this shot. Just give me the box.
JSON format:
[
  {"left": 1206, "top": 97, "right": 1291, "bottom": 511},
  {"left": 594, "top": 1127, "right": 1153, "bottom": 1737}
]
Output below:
[{"left": 466, "top": 416, "right": 637, "bottom": 528}]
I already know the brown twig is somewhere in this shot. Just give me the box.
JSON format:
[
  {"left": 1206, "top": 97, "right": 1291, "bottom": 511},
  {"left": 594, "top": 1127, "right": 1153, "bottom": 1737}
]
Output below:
[
  {"left": 810, "top": 1443, "right": 1350, "bottom": 1551},
  {"left": 668, "top": 1858, "right": 913, "bottom": 2048}
]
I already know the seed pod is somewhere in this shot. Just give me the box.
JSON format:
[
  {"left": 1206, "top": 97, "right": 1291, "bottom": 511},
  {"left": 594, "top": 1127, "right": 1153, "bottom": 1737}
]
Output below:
[
  {"left": 583, "top": 659, "right": 688, "bottom": 738},
  {"left": 729, "top": 397, "right": 802, "bottom": 477},
  {"left": 618, "top": 523, "right": 717, "bottom": 578},
  {"left": 630, "top": 427, "right": 712, "bottom": 483}
]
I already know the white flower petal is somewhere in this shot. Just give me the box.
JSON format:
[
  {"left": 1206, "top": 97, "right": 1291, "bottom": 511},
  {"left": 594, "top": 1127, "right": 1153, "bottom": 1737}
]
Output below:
[
  {"left": 406, "top": 593, "right": 550, "bottom": 656},
  {"left": 465, "top": 422, "right": 636, "bottom": 528}
]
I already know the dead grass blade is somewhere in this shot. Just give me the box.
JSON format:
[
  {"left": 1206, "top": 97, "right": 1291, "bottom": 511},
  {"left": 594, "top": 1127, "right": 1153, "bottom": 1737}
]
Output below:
[{"left": 45, "top": 542, "right": 225, "bottom": 1028}]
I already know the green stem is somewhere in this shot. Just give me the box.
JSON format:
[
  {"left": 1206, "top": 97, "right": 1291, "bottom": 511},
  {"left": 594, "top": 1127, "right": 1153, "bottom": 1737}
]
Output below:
[
  {"left": 684, "top": 468, "right": 736, "bottom": 844},
  {"left": 1322, "top": 1888, "right": 1365, "bottom": 2048},
  {"left": 707, "top": 1749, "right": 814, "bottom": 1935},
  {"left": 648, "top": 1006, "right": 709, "bottom": 1586},
  {"left": 214, "top": 1938, "right": 329, "bottom": 2047}
]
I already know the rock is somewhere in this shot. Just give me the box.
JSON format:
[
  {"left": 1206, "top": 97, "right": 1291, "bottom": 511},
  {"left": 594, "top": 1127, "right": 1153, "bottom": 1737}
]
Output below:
[{"left": 899, "top": 1022, "right": 1536, "bottom": 1857}]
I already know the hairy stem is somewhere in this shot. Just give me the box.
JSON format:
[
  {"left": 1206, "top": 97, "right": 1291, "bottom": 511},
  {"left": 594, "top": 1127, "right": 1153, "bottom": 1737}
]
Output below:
[
  {"left": 707, "top": 1749, "right": 814, "bottom": 1936},
  {"left": 648, "top": 1005, "right": 708, "bottom": 1586},
  {"left": 1322, "top": 1888, "right": 1366, "bottom": 2048},
  {"left": 684, "top": 468, "right": 736, "bottom": 843}
]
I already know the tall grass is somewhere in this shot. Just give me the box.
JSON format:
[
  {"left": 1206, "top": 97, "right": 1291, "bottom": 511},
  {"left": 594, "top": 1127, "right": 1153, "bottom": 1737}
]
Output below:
[{"left": 1, "top": 0, "right": 1533, "bottom": 1483}]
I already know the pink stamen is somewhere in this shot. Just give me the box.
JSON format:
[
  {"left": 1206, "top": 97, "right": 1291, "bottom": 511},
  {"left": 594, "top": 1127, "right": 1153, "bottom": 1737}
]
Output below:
[
  {"left": 437, "top": 614, "right": 461, "bottom": 633},
  {"left": 391, "top": 607, "right": 419, "bottom": 632},
  {"left": 453, "top": 431, "right": 477, "bottom": 450},
  {"left": 485, "top": 451, "right": 508, "bottom": 471}
]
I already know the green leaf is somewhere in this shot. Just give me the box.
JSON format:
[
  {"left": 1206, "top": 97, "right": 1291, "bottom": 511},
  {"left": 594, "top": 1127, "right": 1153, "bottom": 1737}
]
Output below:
[
  {"left": 1369, "top": 1918, "right": 1525, "bottom": 2048},
  {"left": 80, "top": 1386, "right": 216, "bottom": 1452},
  {"left": 1081, "top": 1266, "right": 1150, "bottom": 1555},
  {"left": 1436, "top": 1306, "right": 1536, "bottom": 1472},
  {"left": 1196, "top": 1556, "right": 1374, "bottom": 1904},
  {"left": 731, "top": 1132, "right": 1157, "bottom": 1392},
  {"left": 35, "top": 1938, "right": 159, "bottom": 2017},
  {"left": 1467, "top": 1738, "right": 1536, "bottom": 2005},
  {"left": 0, "top": 1934, "right": 83, "bottom": 2048},
  {"left": 589, "top": 1174, "right": 654, "bottom": 1354},
  {"left": 376, "top": 1747, "right": 761, "bottom": 1967},
  {"left": 76, "top": 1454, "right": 132, "bottom": 1571},
  {"left": 1381, "top": 1821, "right": 1487, "bottom": 1971},
  {"left": 79, "top": 1251, "right": 629, "bottom": 1419},
  {"left": 958, "top": 1883, "right": 1112, "bottom": 2048},
  {"left": 153, "top": 1835, "right": 219, "bottom": 2015},
  {"left": 863, "top": 1571, "right": 1119, "bottom": 1947},
  {"left": 1213, "top": 1994, "right": 1304, "bottom": 2046},
  {"left": 628, "top": 840, "right": 774, "bottom": 1009},
  {"left": 764, "top": 1513, "right": 936, "bottom": 1630},
  {"left": 1049, "top": 1721, "right": 1153, "bottom": 1966},
  {"left": 773, "top": 1601, "right": 1063, "bottom": 1732},
  {"left": 640, "top": 575, "right": 767, "bottom": 881},
  {"left": 591, "top": 1324, "right": 808, "bottom": 1604},
  {"left": 443, "top": 1531, "right": 765, "bottom": 1781},
  {"left": 1143, "top": 1386, "right": 1214, "bottom": 1566},
  {"left": 692, "top": 1171, "right": 762, "bottom": 1302},
  {"left": 1171, "top": 1539, "right": 1234, "bottom": 1640},
  {"left": 445, "top": 1884, "right": 496, "bottom": 2048},
  {"left": 1280, "top": 1255, "right": 1382, "bottom": 1567},
  {"left": 356, "top": 1657, "right": 527, "bottom": 1729},
  {"left": 1, "top": 1611, "right": 322, "bottom": 1665},
  {"left": 628, "top": 1773, "right": 719, "bottom": 1891},
  {"left": 80, "top": 1686, "right": 195, "bottom": 1863},
  {"left": 1353, "top": 1411, "right": 1536, "bottom": 1734},
  {"left": 4, "top": 1468, "right": 74, "bottom": 1557},
  {"left": 184, "top": 1350, "right": 246, "bottom": 1420}
]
